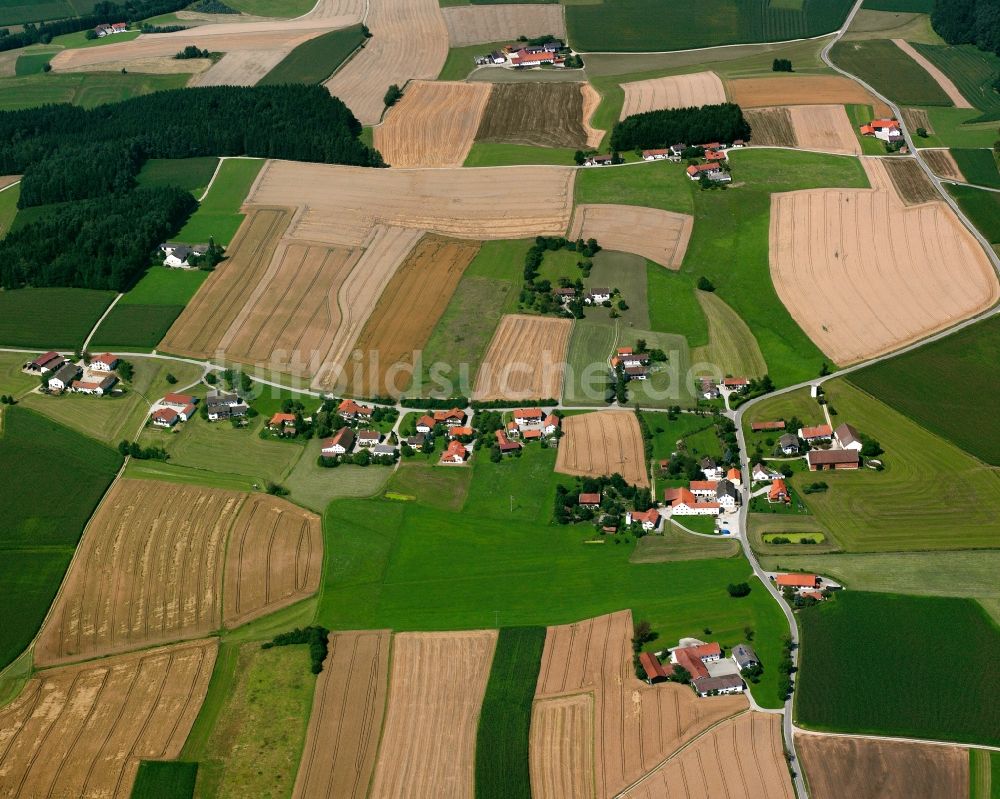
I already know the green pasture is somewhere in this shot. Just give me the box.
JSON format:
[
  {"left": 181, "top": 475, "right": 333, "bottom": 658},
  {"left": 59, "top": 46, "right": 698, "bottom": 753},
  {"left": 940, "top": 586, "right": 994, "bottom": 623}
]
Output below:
[
  {"left": 284, "top": 438, "right": 392, "bottom": 512},
  {"left": 910, "top": 43, "right": 1000, "bottom": 120},
  {"left": 830, "top": 38, "right": 952, "bottom": 106},
  {"left": 947, "top": 183, "right": 1000, "bottom": 243},
  {"left": 630, "top": 523, "right": 741, "bottom": 562},
  {"left": 0, "top": 352, "right": 43, "bottom": 397},
  {"left": 226, "top": 0, "right": 314, "bottom": 14},
  {"left": 646, "top": 265, "right": 708, "bottom": 345},
  {"left": 136, "top": 157, "right": 219, "bottom": 197},
  {"left": 130, "top": 762, "right": 198, "bottom": 799},
  {"left": 0, "top": 287, "right": 115, "bottom": 349},
  {"left": 0, "top": 72, "right": 190, "bottom": 111},
  {"left": 0, "top": 183, "right": 20, "bottom": 237},
  {"left": 438, "top": 40, "right": 510, "bottom": 82},
  {"left": 259, "top": 24, "right": 366, "bottom": 85},
  {"left": 0, "top": 0, "right": 98, "bottom": 25},
  {"left": 463, "top": 142, "right": 578, "bottom": 167},
  {"left": 173, "top": 158, "right": 264, "bottom": 246},
  {"left": 911, "top": 107, "right": 1000, "bottom": 148},
  {"left": 950, "top": 148, "right": 1000, "bottom": 188}
]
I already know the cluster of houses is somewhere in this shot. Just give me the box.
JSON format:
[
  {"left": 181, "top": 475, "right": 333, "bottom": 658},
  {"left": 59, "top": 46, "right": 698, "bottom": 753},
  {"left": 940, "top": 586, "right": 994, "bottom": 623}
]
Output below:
[
  {"left": 320, "top": 426, "right": 398, "bottom": 461},
  {"left": 474, "top": 39, "right": 567, "bottom": 68},
  {"left": 151, "top": 393, "right": 198, "bottom": 428},
  {"left": 662, "top": 470, "right": 741, "bottom": 518},
  {"left": 496, "top": 407, "right": 561, "bottom": 455},
  {"left": 700, "top": 376, "right": 749, "bottom": 400},
  {"left": 640, "top": 639, "right": 757, "bottom": 697},
  {"left": 859, "top": 118, "right": 903, "bottom": 144},
  {"left": 160, "top": 242, "right": 210, "bottom": 269},
  {"left": 611, "top": 347, "right": 652, "bottom": 381},
  {"left": 771, "top": 422, "right": 864, "bottom": 471},
  {"left": 93, "top": 21, "right": 128, "bottom": 37},
  {"left": 206, "top": 388, "right": 247, "bottom": 422},
  {"left": 553, "top": 285, "right": 612, "bottom": 308},
  {"left": 584, "top": 140, "right": 744, "bottom": 169},
  {"left": 26, "top": 351, "right": 121, "bottom": 396}
]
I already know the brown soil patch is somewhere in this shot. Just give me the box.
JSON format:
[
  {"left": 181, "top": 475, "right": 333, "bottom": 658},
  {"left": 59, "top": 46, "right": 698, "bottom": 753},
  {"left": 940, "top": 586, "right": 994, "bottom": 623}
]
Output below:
[
  {"left": 555, "top": 409, "right": 650, "bottom": 488},
  {"left": 534, "top": 611, "right": 747, "bottom": 798},
  {"left": 789, "top": 104, "right": 860, "bottom": 155},
  {"left": 346, "top": 234, "right": 479, "bottom": 397},
  {"left": 581, "top": 82, "right": 605, "bottom": 148},
  {"left": 795, "top": 734, "right": 968, "bottom": 799},
  {"left": 569, "top": 203, "right": 693, "bottom": 269},
  {"left": 442, "top": 3, "right": 566, "bottom": 46},
  {"left": 369, "top": 631, "right": 497, "bottom": 799},
  {"left": 901, "top": 107, "right": 933, "bottom": 135},
  {"left": 476, "top": 83, "right": 592, "bottom": 149},
  {"left": 745, "top": 107, "right": 797, "bottom": 147},
  {"left": 247, "top": 159, "right": 576, "bottom": 246},
  {"left": 623, "top": 712, "right": 794, "bottom": 798},
  {"left": 620, "top": 71, "right": 726, "bottom": 119},
  {"left": 324, "top": 0, "right": 448, "bottom": 125},
  {"left": 893, "top": 39, "right": 972, "bottom": 108},
  {"left": 35, "top": 479, "right": 242, "bottom": 667},
  {"left": 0, "top": 639, "right": 216, "bottom": 798},
  {"left": 530, "top": 693, "right": 595, "bottom": 799},
  {"left": 222, "top": 493, "right": 323, "bottom": 628},
  {"left": 0, "top": 175, "right": 20, "bottom": 191},
  {"left": 881, "top": 156, "right": 938, "bottom": 204},
  {"left": 769, "top": 157, "right": 1000, "bottom": 364},
  {"left": 191, "top": 49, "right": 288, "bottom": 86},
  {"left": 922, "top": 149, "right": 965, "bottom": 181},
  {"left": 375, "top": 80, "right": 492, "bottom": 168},
  {"left": 473, "top": 313, "right": 572, "bottom": 401},
  {"left": 293, "top": 630, "right": 391, "bottom": 799},
  {"left": 727, "top": 75, "right": 892, "bottom": 117}
]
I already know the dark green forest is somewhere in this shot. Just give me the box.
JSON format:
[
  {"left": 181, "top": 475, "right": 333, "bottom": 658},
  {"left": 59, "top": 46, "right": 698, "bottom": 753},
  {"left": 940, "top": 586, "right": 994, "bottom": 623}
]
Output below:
[
  {"left": 610, "top": 104, "right": 752, "bottom": 151},
  {"left": 932, "top": 0, "right": 1000, "bottom": 55}
]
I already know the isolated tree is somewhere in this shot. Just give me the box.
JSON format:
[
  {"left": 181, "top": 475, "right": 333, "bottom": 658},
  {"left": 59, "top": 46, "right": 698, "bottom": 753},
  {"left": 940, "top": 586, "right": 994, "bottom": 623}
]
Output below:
[
  {"left": 697, "top": 276, "right": 715, "bottom": 292},
  {"left": 383, "top": 83, "right": 403, "bottom": 107}
]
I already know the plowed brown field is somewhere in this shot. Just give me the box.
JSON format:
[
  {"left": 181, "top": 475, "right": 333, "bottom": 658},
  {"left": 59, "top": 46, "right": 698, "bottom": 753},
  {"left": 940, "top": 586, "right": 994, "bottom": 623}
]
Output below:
[
  {"left": 293, "top": 630, "right": 391, "bottom": 799},
  {"left": 324, "top": 0, "right": 448, "bottom": 125},
  {"left": 222, "top": 493, "right": 323, "bottom": 628},
  {"left": 727, "top": 75, "right": 891, "bottom": 117},
  {"left": 769, "top": 157, "right": 999, "bottom": 364},
  {"left": 345, "top": 234, "right": 479, "bottom": 397},
  {"left": 473, "top": 314, "right": 572, "bottom": 401},
  {"left": 881, "top": 156, "right": 938, "bottom": 204},
  {"left": 901, "top": 107, "right": 933, "bottom": 134},
  {"left": 442, "top": 3, "right": 566, "bottom": 46},
  {"left": 922, "top": 149, "right": 964, "bottom": 181},
  {"left": 622, "top": 712, "right": 794, "bottom": 799},
  {"left": 795, "top": 734, "right": 968, "bottom": 799},
  {"left": 569, "top": 203, "right": 693, "bottom": 269},
  {"left": 555, "top": 409, "right": 649, "bottom": 488},
  {"left": 530, "top": 693, "right": 595, "bottom": 799},
  {"left": 247, "top": 160, "right": 576, "bottom": 246},
  {"left": 375, "top": 81, "right": 492, "bottom": 168},
  {"left": 534, "top": 611, "right": 747, "bottom": 799},
  {"left": 369, "top": 631, "right": 497, "bottom": 799},
  {"left": 0, "top": 639, "right": 216, "bottom": 799},
  {"left": 620, "top": 71, "right": 726, "bottom": 119},
  {"left": 745, "top": 107, "right": 797, "bottom": 147},
  {"left": 476, "top": 83, "right": 592, "bottom": 149}
]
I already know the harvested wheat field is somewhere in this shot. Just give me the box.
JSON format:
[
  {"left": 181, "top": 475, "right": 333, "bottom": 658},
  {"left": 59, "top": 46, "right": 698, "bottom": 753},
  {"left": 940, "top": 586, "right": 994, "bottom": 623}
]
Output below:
[
  {"left": 922, "top": 149, "right": 965, "bottom": 181},
  {"left": 476, "top": 83, "right": 593, "bottom": 149},
  {"left": 744, "top": 107, "right": 797, "bottom": 147},
  {"left": 727, "top": 75, "right": 891, "bottom": 117},
  {"left": 881, "top": 156, "right": 939, "bottom": 204},
  {"left": 0, "top": 175, "right": 20, "bottom": 191},
  {"left": 530, "top": 693, "right": 595, "bottom": 799},
  {"left": 569, "top": 203, "right": 693, "bottom": 268},
  {"left": 620, "top": 71, "right": 726, "bottom": 119},
  {"left": 324, "top": 0, "right": 447, "bottom": 125},
  {"left": 442, "top": 3, "right": 566, "bottom": 46},
  {"left": 191, "top": 49, "right": 288, "bottom": 86},
  {"left": 769, "top": 157, "right": 999, "bottom": 364},
  {"left": 375, "top": 81, "right": 492, "bottom": 168},
  {"left": 789, "top": 105, "right": 860, "bottom": 155},
  {"left": 303, "top": 0, "right": 365, "bottom": 22},
  {"left": 796, "top": 734, "right": 968, "bottom": 799},
  {"left": 902, "top": 107, "right": 933, "bottom": 135},
  {"left": 622, "top": 712, "right": 794, "bottom": 799},
  {"left": 369, "top": 631, "right": 497, "bottom": 799},
  {"left": 56, "top": 55, "right": 213, "bottom": 75},
  {"left": 555, "top": 409, "right": 650, "bottom": 488},
  {"left": 473, "top": 314, "right": 572, "bottom": 401},
  {"left": 34, "top": 480, "right": 242, "bottom": 667},
  {"left": 247, "top": 160, "right": 575, "bottom": 246},
  {"left": 345, "top": 234, "right": 479, "bottom": 397},
  {"left": 534, "top": 611, "right": 747, "bottom": 799},
  {"left": 893, "top": 39, "right": 971, "bottom": 108},
  {"left": 293, "top": 630, "right": 391, "bottom": 799},
  {"left": 0, "top": 639, "right": 216, "bottom": 799},
  {"left": 581, "top": 82, "right": 605, "bottom": 148},
  {"left": 222, "top": 493, "right": 323, "bottom": 628}
]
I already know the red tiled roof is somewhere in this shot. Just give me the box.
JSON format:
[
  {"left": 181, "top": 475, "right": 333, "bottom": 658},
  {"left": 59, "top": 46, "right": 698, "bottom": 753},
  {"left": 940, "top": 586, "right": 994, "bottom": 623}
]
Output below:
[
  {"left": 442, "top": 439, "right": 467, "bottom": 461},
  {"left": 338, "top": 399, "right": 372, "bottom": 416},
  {"left": 434, "top": 408, "right": 465, "bottom": 422},
  {"left": 152, "top": 407, "right": 178, "bottom": 422},
  {"left": 689, "top": 480, "right": 718, "bottom": 492},
  {"left": 323, "top": 427, "right": 354, "bottom": 450},
  {"left": 543, "top": 413, "right": 559, "bottom": 428},
  {"left": 776, "top": 573, "right": 818, "bottom": 588},
  {"left": 872, "top": 119, "right": 899, "bottom": 129},
  {"left": 514, "top": 407, "right": 543, "bottom": 419},
  {"left": 579, "top": 493, "right": 601, "bottom": 505},
  {"left": 768, "top": 478, "right": 788, "bottom": 501},
  {"left": 802, "top": 591, "right": 825, "bottom": 600},
  {"left": 722, "top": 377, "right": 748, "bottom": 387},
  {"left": 675, "top": 649, "right": 709, "bottom": 680},
  {"left": 639, "top": 652, "right": 667, "bottom": 680},
  {"left": 357, "top": 429, "right": 380, "bottom": 440},
  {"left": 495, "top": 430, "right": 521, "bottom": 452},
  {"left": 727, "top": 467, "right": 741, "bottom": 481},
  {"left": 163, "top": 393, "right": 195, "bottom": 406},
  {"left": 687, "top": 642, "right": 722, "bottom": 660},
  {"left": 523, "top": 429, "right": 542, "bottom": 439},
  {"left": 642, "top": 149, "right": 670, "bottom": 157},
  {"left": 514, "top": 49, "right": 555, "bottom": 63},
  {"left": 269, "top": 412, "right": 297, "bottom": 425},
  {"left": 416, "top": 414, "right": 437, "bottom": 429},
  {"left": 450, "top": 426, "right": 473, "bottom": 437},
  {"left": 630, "top": 508, "right": 660, "bottom": 525},
  {"left": 800, "top": 424, "right": 832, "bottom": 439},
  {"left": 92, "top": 352, "right": 118, "bottom": 366}
]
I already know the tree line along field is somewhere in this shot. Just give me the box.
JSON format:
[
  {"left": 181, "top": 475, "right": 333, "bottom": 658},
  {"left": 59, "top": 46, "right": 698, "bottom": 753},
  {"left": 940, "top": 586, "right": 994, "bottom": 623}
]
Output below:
[
  {"left": 796, "top": 591, "right": 1000, "bottom": 746},
  {"left": 829, "top": 39, "right": 954, "bottom": 107}
]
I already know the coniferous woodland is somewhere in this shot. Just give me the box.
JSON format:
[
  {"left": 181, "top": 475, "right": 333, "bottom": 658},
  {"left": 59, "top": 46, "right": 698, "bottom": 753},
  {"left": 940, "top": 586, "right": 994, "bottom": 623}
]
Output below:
[
  {"left": 610, "top": 103, "right": 752, "bottom": 151},
  {"left": 931, "top": 0, "right": 1000, "bottom": 55}
]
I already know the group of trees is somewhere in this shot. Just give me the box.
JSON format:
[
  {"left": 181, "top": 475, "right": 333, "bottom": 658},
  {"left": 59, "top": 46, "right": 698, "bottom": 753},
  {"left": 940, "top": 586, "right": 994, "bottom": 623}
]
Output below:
[
  {"left": 553, "top": 473, "right": 652, "bottom": 528},
  {"left": 383, "top": 84, "right": 403, "bottom": 108},
  {"left": 610, "top": 103, "right": 752, "bottom": 152},
  {"left": 772, "top": 58, "right": 793, "bottom": 72},
  {"left": 262, "top": 626, "right": 330, "bottom": 674},
  {"left": 175, "top": 45, "right": 210, "bottom": 59},
  {"left": 117, "top": 440, "right": 168, "bottom": 460},
  {"left": 931, "top": 0, "right": 1000, "bottom": 56},
  {"left": 520, "top": 236, "right": 601, "bottom": 316}
]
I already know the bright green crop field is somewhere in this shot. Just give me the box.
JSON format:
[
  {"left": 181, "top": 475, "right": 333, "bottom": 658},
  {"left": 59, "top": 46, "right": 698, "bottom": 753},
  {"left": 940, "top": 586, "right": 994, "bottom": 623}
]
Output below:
[
  {"left": 173, "top": 158, "right": 264, "bottom": 246},
  {"left": 950, "top": 148, "right": 1000, "bottom": 188},
  {"left": 830, "top": 39, "right": 952, "bottom": 106},
  {"left": 130, "top": 761, "right": 198, "bottom": 799},
  {"left": 136, "top": 157, "right": 219, "bottom": 197},
  {"left": 910, "top": 42, "right": 1000, "bottom": 120},
  {"left": 0, "top": 72, "right": 190, "bottom": 111},
  {"left": 0, "top": 287, "right": 116, "bottom": 349},
  {"left": 947, "top": 183, "right": 1000, "bottom": 243}
]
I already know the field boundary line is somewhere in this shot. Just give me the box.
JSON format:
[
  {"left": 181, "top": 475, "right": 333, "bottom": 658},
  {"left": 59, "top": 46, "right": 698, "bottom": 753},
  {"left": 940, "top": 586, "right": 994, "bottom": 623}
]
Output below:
[
  {"left": 0, "top": 179, "right": 20, "bottom": 193},
  {"left": 81, "top": 292, "right": 123, "bottom": 352},
  {"left": 792, "top": 725, "right": 1000, "bottom": 753},
  {"left": 198, "top": 157, "right": 226, "bottom": 202},
  {"left": 576, "top": 31, "right": 837, "bottom": 56}
]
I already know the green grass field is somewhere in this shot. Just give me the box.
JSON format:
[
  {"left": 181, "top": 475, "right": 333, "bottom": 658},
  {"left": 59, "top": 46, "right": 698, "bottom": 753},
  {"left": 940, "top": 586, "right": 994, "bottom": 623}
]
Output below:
[
  {"left": 691, "top": 290, "right": 767, "bottom": 379},
  {"left": 119, "top": 267, "right": 210, "bottom": 306},
  {"left": 438, "top": 40, "right": 510, "bottom": 82},
  {"left": 630, "top": 523, "right": 741, "bottom": 561},
  {"left": 0, "top": 0, "right": 97, "bottom": 25},
  {"left": 0, "top": 183, "right": 20, "bottom": 237},
  {"left": 130, "top": 761, "right": 198, "bottom": 799},
  {"left": 317, "top": 445, "right": 789, "bottom": 708},
  {"left": 947, "top": 183, "right": 1000, "bottom": 243},
  {"left": 475, "top": 626, "right": 545, "bottom": 799},
  {"left": 173, "top": 158, "right": 264, "bottom": 246},
  {"left": 284, "top": 438, "right": 391, "bottom": 511},
  {"left": 123, "top": 458, "right": 259, "bottom": 492},
  {"left": 849, "top": 314, "right": 1000, "bottom": 465},
  {"left": 646, "top": 265, "right": 708, "bottom": 344},
  {"left": 748, "top": 514, "right": 840, "bottom": 556},
  {"left": 910, "top": 43, "right": 1000, "bottom": 120},
  {"left": 797, "top": 591, "right": 1000, "bottom": 746},
  {"left": 970, "top": 750, "right": 1000, "bottom": 799},
  {"left": 0, "top": 407, "right": 122, "bottom": 669},
  {"left": 641, "top": 410, "right": 715, "bottom": 461},
  {"left": 259, "top": 24, "right": 366, "bottom": 85},
  {"left": 912, "top": 107, "right": 1000, "bottom": 148},
  {"left": 0, "top": 72, "right": 190, "bottom": 111},
  {"left": 862, "top": 0, "right": 932, "bottom": 10},
  {"left": 14, "top": 51, "right": 55, "bottom": 76},
  {"left": 950, "top": 148, "right": 1000, "bottom": 188},
  {"left": 0, "top": 352, "right": 44, "bottom": 397},
  {"left": 0, "top": 287, "right": 115, "bottom": 349},
  {"left": 50, "top": 28, "right": 140, "bottom": 49},
  {"left": 136, "top": 157, "right": 219, "bottom": 197},
  {"left": 583, "top": 250, "right": 650, "bottom": 328},
  {"left": 830, "top": 38, "right": 952, "bottom": 106},
  {"left": 463, "top": 142, "right": 578, "bottom": 167},
  {"left": 226, "top": 0, "right": 314, "bottom": 15}
]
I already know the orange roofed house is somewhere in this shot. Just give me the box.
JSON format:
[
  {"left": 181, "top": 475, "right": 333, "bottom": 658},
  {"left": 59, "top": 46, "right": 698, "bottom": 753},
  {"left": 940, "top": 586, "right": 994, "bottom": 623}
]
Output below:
[
  {"left": 685, "top": 163, "right": 730, "bottom": 183},
  {"left": 268, "top": 412, "right": 297, "bottom": 434},
  {"left": 776, "top": 573, "right": 819, "bottom": 590},
  {"left": 859, "top": 118, "right": 903, "bottom": 143},
  {"left": 338, "top": 399, "right": 373, "bottom": 421},
  {"left": 441, "top": 439, "right": 469, "bottom": 464},
  {"left": 626, "top": 508, "right": 661, "bottom": 532}
]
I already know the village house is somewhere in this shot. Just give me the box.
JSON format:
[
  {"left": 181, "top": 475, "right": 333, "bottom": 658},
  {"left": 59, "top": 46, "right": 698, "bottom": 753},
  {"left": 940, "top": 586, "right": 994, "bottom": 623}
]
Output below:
[
  {"left": 776, "top": 573, "right": 820, "bottom": 591},
  {"left": 639, "top": 652, "right": 668, "bottom": 684},
  {"left": 834, "top": 422, "right": 863, "bottom": 451},
  {"left": 799, "top": 424, "right": 833, "bottom": 443},
  {"left": 751, "top": 420, "right": 785, "bottom": 433},
  {"left": 669, "top": 143, "right": 687, "bottom": 159},
  {"left": 47, "top": 363, "right": 81, "bottom": 392},
  {"left": 495, "top": 429, "right": 522, "bottom": 454},
  {"left": 268, "top": 412, "right": 298, "bottom": 434},
  {"left": 626, "top": 508, "right": 662, "bottom": 532},
  {"left": 542, "top": 413, "right": 560, "bottom": 436},
  {"left": 731, "top": 644, "right": 759, "bottom": 671},
  {"left": 715, "top": 479, "right": 740, "bottom": 508},
  {"left": 694, "top": 674, "right": 745, "bottom": 697},
  {"left": 689, "top": 480, "right": 718, "bottom": 499},
  {"left": 768, "top": 478, "right": 789, "bottom": 504},
  {"left": 162, "top": 393, "right": 197, "bottom": 409},
  {"left": 321, "top": 427, "right": 355, "bottom": 457},
  {"left": 725, "top": 466, "right": 742, "bottom": 488},
  {"left": 778, "top": 433, "right": 800, "bottom": 455},
  {"left": 505, "top": 421, "right": 520, "bottom": 438},
  {"left": 578, "top": 492, "right": 601, "bottom": 509},
  {"left": 372, "top": 444, "right": 398, "bottom": 458},
  {"left": 434, "top": 408, "right": 467, "bottom": 427},
  {"left": 89, "top": 353, "right": 119, "bottom": 372},
  {"left": 448, "top": 426, "right": 474, "bottom": 439},
  {"left": 700, "top": 378, "right": 721, "bottom": 400},
  {"left": 663, "top": 487, "right": 720, "bottom": 516},
  {"left": 624, "top": 365, "right": 649, "bottom": 381},
  {"left": 807, "top": 449, "right": 860, "bottom": 471},
  {"left": 523, "top": 428, "right": 542, "bottom": 441},
  {"left": 721, "top": 377, "right": 749, "bottom": 392},
  {"left": 700, "top": 457, "right": 723, "bottom": 480},
  {"left": 152, "top": 407, "right": 179, "bottom": 428},
  {"left": 669, "top": 640, "right": 745, "bottom": 696},
  {"left": 618, "top": 349, "right": 650, "bottom": 369},
  {"left": 584, "top": 154, "right": 613, "bottom": 166},
  {"left": 160, "top": 242, "right": 209, "bottom": 268},
  {"left": 441, "top": 439, "right": 469, "bottom": 464},
  {"left": 415, "top": 414, "right": 437, "bottom": 434},
  {"left": 685, "top": 163, "right": 731, "bottom": 183},
  {"left": 71, "top": 375, "right": 117, "bottom": 395},
  {"left": 513, "top": 407, "right": 544, "bottom": 426},
  {"left": 510, "top": 48, "right": 559, "bottom": 67},
  {"left": 25, "top": 351, "right": 66, "bottom": 374},
  {"left": 205, "top": 389, "right": 247, "bottom": 421},
  {"left": 859, "top": 118, "right": 903, "bottom": 143},
  {"left": 752, "top": 462, "right": 782, "bottom": 482},
  {"left": 705, "top": 149, "right": 728, "bottom": 162},
  {"left": 94, "top": 21, "right": 127, "bottom": 36},
  {"left": 642, "top": 148, "right": 671, "bottom": 161},
  {"left": 405, "top": 433, "right": 426, "bottom": 449},
  {"left": 555, "top": 286, "right": 577, "bottom": 303},
  {"left": 356, "top": 430, "right": 381, "bottom": 447},
  {"left": 586, "top": 288, "right": 611, "bottom": 304},
  {"left": 338, "top": 399, "right": 374, "bottom": 421}
]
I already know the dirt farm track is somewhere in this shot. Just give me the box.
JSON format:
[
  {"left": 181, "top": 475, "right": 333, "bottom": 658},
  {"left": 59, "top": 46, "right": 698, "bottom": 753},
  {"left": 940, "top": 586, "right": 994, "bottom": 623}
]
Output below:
[
  {"left": 555, "top": 410, "right": 651, "bottom": 489},
  {"left": 473, "top": 314, "right": 572, "bottom": 401}
]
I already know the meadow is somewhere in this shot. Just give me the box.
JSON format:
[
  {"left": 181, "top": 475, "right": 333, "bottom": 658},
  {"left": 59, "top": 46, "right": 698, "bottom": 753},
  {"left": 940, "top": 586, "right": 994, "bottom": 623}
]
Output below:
[
  {"left": 130, "top": 761, "right": 198, "bottom": 799},
  {"left": 437, "top": 40, "right": 510, "bottom": 82},
  {"left": 830, "top": 39, "right": 952, "bottom": 106},
  {"left": 475, "top": 626, "right": 545, "bottom": 799},
  {"left": 226, "top": 0, "right": 313, "bottom": 15},
  {"left": 913, "top": 107, "right": 1000, "bottom": 148},
  {"left": 0, "top": 407, "right": 122, "bottom": 670},
  {"left": 910, "top": 42, "right": 1000, "bottom": 120},
  {"left": 849, "top": 314, "right": 1000, "bottom": 465},
  {"left": 14, "top": 52, "right": 55, "bottom": 76},
  {"left": 630, "top": 523, "right": 741, "bottom": 562},
  {"left": 950, "top": 148, "right": 1000, "bottom": 188},
  {"left": 284, "top": 438, "right": 392, "bottom": 512},
  {"left": 646, "top": 265, "right": 708, "bottom": 344},
  {"left": 0, "top": 287, "right": 115, "bottom": 349},
  {"left": 463, "top": 142, "right": 578, "bottom": 167},
  {"left": 796, "top": 591, "right": 1000, "bottom": 746},
  {"left": 640, "top": 409, "right": 716, "bottom": 461},
  {"left": 947, "top": 183, "right": 1000, "bottom": 244},
  {"left": 136, "top": 157, "right": 219, "bottom": 197},
  {"left": 970, "top": 751, "right": 1000, "bottom": 799},
  {"left": 173, "top": 158, "right": 265, "bottom": 246},
  {"left": 259, "top": 24, "right": 366, "bottom": 85},
  {"left": 0, "top": 183, "right": 20, "bottom": 237},
  {"left": 0, "top": 352, "right": 43, "bottom": 397},
  {"left": 0, "top": 72, "right": 189, "bottom": 111},
  {"left": 0, "top": 0, "right": 97, "bottom": 25},
  {"left": 862, "top": 0, "right": 933, "bottom": 10}
]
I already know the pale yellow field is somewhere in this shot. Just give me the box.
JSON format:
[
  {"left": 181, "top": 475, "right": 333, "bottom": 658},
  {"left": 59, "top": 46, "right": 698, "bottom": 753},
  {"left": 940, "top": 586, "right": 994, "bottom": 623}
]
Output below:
[
  {"left": 473, "top": 314, "right": 572, "bottom": 401},
  {"left": 569, "top": 203, "right": 693, "bottom": 268},
  {"left": 620, "top": 71, "right": 726, "bottom": 119},
  {"left": 442, "top": 3, "right": 566, "bottom": 46}
]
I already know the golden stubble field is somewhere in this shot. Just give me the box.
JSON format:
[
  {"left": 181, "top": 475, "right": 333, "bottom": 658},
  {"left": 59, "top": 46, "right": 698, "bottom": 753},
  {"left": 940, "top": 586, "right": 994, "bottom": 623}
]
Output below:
[
  {"left": 473, "top": 314, "right": 573, "bottom": 401},
  {"left": 620, "top": 71, "right": 726, "bottom": 118},
  {"left": 441, "top": 3, "right": 566, "bottom": 46},
  {"left": 727, "top": 75, "right": 892, "bottom": 117},
  {"left": 555, "top": 409, "right": 650, "bottom": 488},
  {"left": 744, "top": 105, "right": 861, "bottom": 155},
  {"left": 569, "top": 203, "right": 693, "bottom": 268}
]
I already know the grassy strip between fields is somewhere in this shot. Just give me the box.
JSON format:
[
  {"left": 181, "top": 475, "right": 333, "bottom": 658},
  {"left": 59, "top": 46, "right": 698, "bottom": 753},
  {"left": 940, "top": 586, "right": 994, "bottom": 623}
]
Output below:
[
  {"left": 947, "top": 182, "right": 1000, "bottom": 243},
  {"left": 475, "top": 626, "right": 546, "bottom": 799},
  {"left": 130, "top": 761, "right": 198, "bottom": 799},
  {"left": 259, "top": 24, "right": 367, "bottom": 85},
  {"left": 172, "top": 158, "right": 264, "bottom": 246}
]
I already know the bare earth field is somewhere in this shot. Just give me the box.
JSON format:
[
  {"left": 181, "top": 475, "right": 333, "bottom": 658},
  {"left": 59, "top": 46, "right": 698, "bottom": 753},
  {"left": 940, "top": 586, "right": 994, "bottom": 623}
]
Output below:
[
  {"left": 582, "top": 82, "right": 605, "bottom": 148},
  {"left": 569, "top": 203, "right": 693, "bottom": 269},
  {"left": 247, "top": 160, "right": 576, "bottom": 246},
  {"left": 727, "top": 75, "right": 892, "bottom": 117},
  {"left": 901, "top": 107, "right": 934, "bottom": 135},
  {"left": 534, "top": 611, "right": 747, "bottom": 799},
  {"left": 620, "top": 71, "right": 726, "bottom": 119},
  {"left": 796, "top": 734, "right": 968, "bottom": 799},
  {"left": 530, "top": 693, "right": 595, "bottom": 799},
  {"left": 769, "top": 157, "right": 999, "bottom": 364},
  {"left": 476, "top": 83, "right": 593, "bottom": 149},
  {"left": 293, "top": 630, "right": 391, "bottom": 799},
  {"left": 922, "top": 149, "right": 965, "bottom": 181},
  {"left": 324, "top": 0, "right": 448, "bottom": 125},
  {"left": 441, "top": 4, "right": 566, "bottom": 46},
  {"left": 0, "top": 639, "right": 216, "bottom": 799},
  {"left": 369, "top": 631, "right": 497, "bottom": 799},
  {"left": 744, "top": 107, "right": 797, "bottom": 147},
  {"left": 222, "top": 493, "right": 323, "bottom": 628},
  {"left": 881, "top": 156, "right": 939, "bottom": 204},
  {"left": 191, "top": 49, "right": 288, "bottom": 87},
  {"left": 555, "top": 409, "right": 650, "bottom": 488},
  {"left": 375, "top": 81, "right": 492, "bottom": 168},
  {"left": 892, "top": 39, "right": 971, "bottom": 108},
  {"left": 346, "top": 234, "right": 479, "bottom": 397},
  {"left": 473, "top": 314, "right": 572, "bottom": 401}
]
